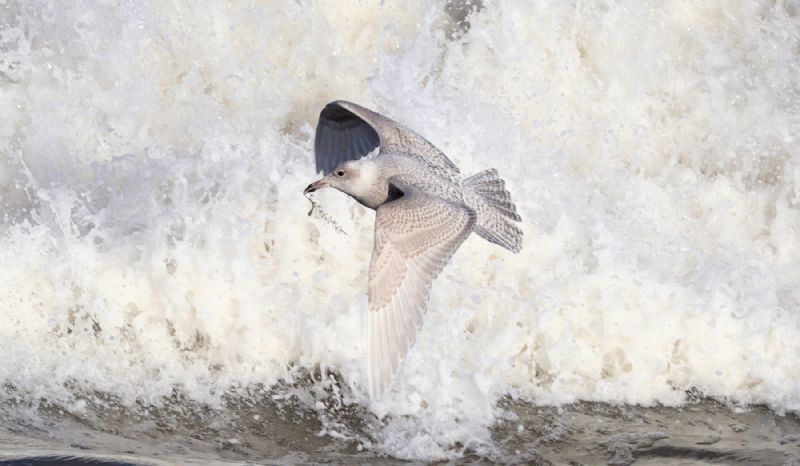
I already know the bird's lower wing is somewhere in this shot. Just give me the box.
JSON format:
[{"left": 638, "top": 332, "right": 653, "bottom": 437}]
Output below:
[{"left": 367, "top": 182, "right": 476, "bottom": 399}]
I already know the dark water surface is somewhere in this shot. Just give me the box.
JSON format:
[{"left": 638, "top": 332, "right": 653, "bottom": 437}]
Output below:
[{"left": 2, "top": 394, "right": 799, "bottom": 465}]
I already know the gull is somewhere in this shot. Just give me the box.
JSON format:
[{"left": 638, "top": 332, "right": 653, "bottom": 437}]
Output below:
[{"left": 304, "top": 101, "right": 523, "bottom": 399}]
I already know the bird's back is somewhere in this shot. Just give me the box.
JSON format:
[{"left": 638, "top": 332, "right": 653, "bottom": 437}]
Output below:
[{"left": 374, "top": 153, "right": 469, "bottom": 207}]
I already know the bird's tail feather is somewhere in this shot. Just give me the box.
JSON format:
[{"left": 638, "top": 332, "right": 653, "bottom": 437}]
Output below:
[{"left": 464, "top": 169, "right": 523, "bottom": 253}]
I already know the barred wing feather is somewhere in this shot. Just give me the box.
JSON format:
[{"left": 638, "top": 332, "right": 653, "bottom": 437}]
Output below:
[{"left": 367, "top": 179, "right": 475, "bottom": 398}]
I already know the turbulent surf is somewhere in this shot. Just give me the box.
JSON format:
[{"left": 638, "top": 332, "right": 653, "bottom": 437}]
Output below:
[{"left": 1, "top": 1, "right": 799, "bottom": 463}]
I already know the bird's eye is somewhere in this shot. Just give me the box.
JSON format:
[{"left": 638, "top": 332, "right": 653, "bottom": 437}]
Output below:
[{"left": 336, "top": 170, "right": 345, "bottom": 176}]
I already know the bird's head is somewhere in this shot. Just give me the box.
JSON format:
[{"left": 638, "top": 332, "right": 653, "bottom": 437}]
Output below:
[{"left": 304, "top": 160, "right": 377, "bottom": 199}]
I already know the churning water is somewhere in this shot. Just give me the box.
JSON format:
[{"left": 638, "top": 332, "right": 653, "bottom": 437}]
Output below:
[{"left": 1, "top": 1, "right": 799, "bottom": 464}]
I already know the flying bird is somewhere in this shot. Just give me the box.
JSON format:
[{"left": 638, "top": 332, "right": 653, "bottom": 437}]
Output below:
[{"left": 304, "top": 100, "right": 523, "bottom": 399}]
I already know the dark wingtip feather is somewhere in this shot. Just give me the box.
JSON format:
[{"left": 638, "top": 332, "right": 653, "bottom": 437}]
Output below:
[{"left": 314, "top": 101, "right": 381, "bottom": 174}]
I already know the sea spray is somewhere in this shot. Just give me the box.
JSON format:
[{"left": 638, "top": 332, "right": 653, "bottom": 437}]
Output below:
[{"left": 1, "top": 0, "right": 799, "bottom": 461}]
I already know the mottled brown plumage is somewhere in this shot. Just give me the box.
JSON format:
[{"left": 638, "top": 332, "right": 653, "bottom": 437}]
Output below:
[{"left": 305, "top": 101, "right": 522, "bottom": 399}]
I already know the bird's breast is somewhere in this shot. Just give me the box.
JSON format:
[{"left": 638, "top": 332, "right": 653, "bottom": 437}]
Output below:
[{"left": 351, "top": 185, "right": 390, "bottom": 210}]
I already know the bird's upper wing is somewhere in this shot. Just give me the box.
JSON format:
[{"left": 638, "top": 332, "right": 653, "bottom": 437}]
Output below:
[
  {"left": 367, "top": 178, "right": 475, "bottom": 399},
  {"left": 314, "top": 100, "right": 460, "bottom": 175}
]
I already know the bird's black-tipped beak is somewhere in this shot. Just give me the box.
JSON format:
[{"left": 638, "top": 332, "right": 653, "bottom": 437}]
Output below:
[{"left": 303, "top": 179, "right": 329, "bottom": 195}]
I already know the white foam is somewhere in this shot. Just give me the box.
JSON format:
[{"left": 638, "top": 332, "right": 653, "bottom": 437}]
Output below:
[{"left": 1, "top": 0, "right": 799, "bottom": 460}]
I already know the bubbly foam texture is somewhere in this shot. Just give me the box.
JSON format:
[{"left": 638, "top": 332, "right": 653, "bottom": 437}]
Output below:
[{"left": 1, "top": 0, "right": 799, "bottom": 460}]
